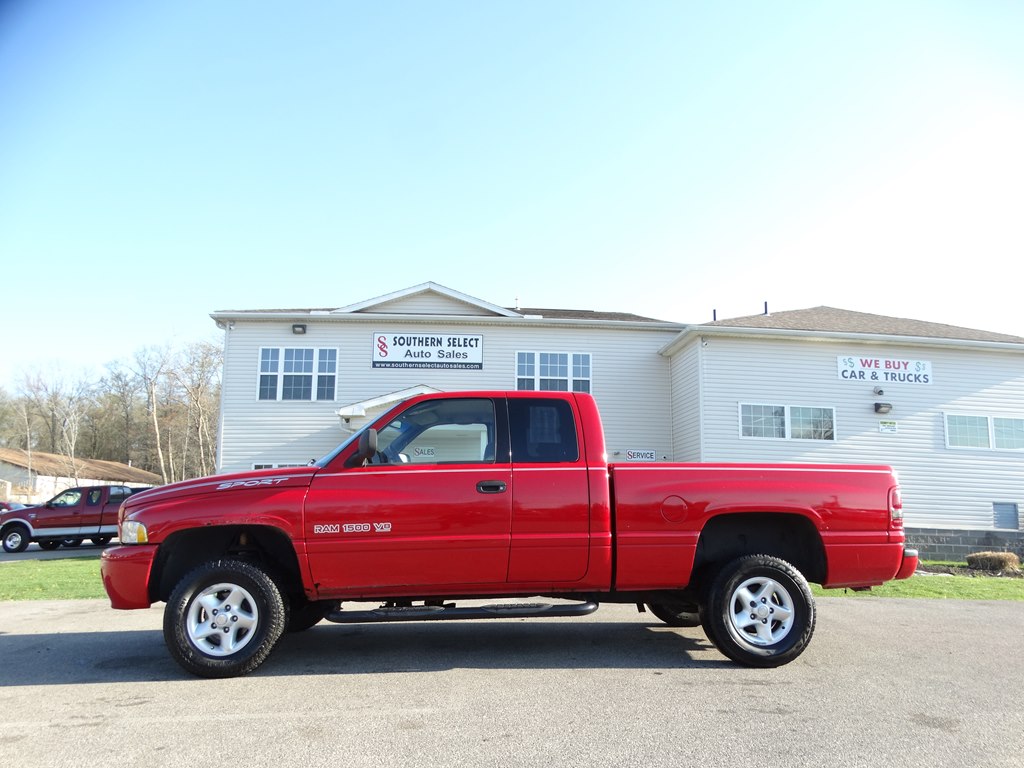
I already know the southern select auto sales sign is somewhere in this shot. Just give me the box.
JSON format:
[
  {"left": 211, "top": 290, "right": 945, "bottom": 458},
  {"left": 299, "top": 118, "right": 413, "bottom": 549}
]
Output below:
[{"left": 373, "top": 332, "right": 483, "bottom": 369}]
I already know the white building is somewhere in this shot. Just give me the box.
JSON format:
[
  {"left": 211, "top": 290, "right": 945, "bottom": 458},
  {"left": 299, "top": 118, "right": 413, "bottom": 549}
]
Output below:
[{"left": 212, "top": 283, "right": 1024, "bottom": 560}]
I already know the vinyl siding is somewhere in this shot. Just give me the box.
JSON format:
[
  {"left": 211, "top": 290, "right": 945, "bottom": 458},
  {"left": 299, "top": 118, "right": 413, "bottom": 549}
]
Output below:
[
  {"left": 669, "top": 338, "right": 702, "bottom": 461},
  {"left": 694, "top": 335, "right": 1024, "bottom": 530},
  {"left": 361, "top": 293, "right": 493, "bottom": 316},
  {"left": 218, "top": 317, "right": 678, "bottom": 472}
]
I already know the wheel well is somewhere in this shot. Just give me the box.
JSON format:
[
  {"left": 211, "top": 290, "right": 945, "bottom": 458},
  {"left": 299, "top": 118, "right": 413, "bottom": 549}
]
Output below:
[
  {"left": 151, "top": 526, "right": 304, "bottom": 604},
  {"left": 692, "top": 513, "right": 826, "bottom": 588},
  {"left": 1, "top": 520, "right": 30, "bottom": 538}
]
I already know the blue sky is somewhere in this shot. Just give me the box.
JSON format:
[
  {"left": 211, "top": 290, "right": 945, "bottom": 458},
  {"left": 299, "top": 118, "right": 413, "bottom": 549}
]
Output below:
[{"left": 2, "top": 1, "right": 1023, "bottom": 388}]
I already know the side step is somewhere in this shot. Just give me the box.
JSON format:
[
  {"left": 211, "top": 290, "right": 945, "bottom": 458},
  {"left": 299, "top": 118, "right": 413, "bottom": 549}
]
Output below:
[{"left": 325, "top": 601, "right": 600, "bottom": 624}]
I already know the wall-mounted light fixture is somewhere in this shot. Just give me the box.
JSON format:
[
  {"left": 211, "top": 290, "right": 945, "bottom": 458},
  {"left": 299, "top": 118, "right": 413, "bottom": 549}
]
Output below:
[
  {"left": 874, "top": 402, "right": 893, "bottom": 414},
  {"left": 873, "top": 387, "right": 884, "bottom": 396},
  {"left": 292, "top": 324, "right": 307, "bottom": 335}
]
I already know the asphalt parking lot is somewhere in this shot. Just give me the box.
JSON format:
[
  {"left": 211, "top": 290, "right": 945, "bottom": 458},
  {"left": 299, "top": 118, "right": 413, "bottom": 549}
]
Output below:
[{"left": 0, "top": 591, "right": 1021, "bottom": 768}]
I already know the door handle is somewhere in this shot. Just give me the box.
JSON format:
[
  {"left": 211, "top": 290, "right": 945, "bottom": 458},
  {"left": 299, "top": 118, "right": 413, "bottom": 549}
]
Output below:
[{"left": 476, "top": 481, "right": 507, "bottom": 494}]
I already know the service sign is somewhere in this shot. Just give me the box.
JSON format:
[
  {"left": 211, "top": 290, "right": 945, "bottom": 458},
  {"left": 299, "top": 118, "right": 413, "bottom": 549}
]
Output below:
[
  {"left": 625, "top": 449, "right": 657, "bottom": 462},
  {"left": 837, "top": 355, "right": 932, "bottom": 385},
  {"left": 373, "top": 332, "right": 483, "bottom": 369}
]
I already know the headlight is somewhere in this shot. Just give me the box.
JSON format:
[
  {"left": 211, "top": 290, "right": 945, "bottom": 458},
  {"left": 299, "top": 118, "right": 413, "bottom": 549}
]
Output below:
[{"left": 120, "top": 520, "right": 149, "bottom": 544}]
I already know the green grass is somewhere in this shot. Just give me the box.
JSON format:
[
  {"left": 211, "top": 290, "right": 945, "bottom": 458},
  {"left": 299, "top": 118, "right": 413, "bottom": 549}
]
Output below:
[
  {"left": 1, "top": 557, "right": 1022, "bottom": 602},
  {"left": 0, "top": 558, "right": 105, "bottom": 601},
  {"left": 813, "top": 571, "right": 1024, "bottom": 601}
]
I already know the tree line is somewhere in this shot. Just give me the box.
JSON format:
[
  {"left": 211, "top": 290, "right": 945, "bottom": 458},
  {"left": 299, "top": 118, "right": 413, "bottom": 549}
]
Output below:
[{"left": 0, "top": 340, "right": 222, "bottom": 486}]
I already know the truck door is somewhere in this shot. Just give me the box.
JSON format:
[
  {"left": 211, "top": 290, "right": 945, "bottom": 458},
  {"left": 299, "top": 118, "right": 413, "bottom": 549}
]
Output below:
[
  {"left": 78, "top": 487, "right": 105, "bottom": 534},
  {"left": 39, "top": 488, "right": 87, "bottom": 536},
  {"left": 304, "top": 397, "right": 512, "bottom": 593},
  {"left": 506, "top": 396, "right": 591, "bottom": 583}
]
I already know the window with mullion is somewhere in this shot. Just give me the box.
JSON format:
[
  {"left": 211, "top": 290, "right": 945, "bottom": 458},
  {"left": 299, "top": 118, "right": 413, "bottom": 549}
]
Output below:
[
  {"left": 516, "top": 351, "right": 591, "bottom": 393},
  {"left": 946, "top": 413, "right": 1024, "bottom": 450},
  {"left": 258, "top": 347, "right": 337, "bottom": 401},
  {"left": 740, "top": 403, "right": 834, "bottom": 441}
]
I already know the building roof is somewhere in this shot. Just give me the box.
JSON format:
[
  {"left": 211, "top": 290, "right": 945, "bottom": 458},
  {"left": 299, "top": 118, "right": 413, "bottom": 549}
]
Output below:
[
  {"left": 705, "top": 306, "right": 1024, "bottom": 344},
  {"left": 212, "top": 282, "right": 673, "bottom": 325},
  {"left": 510, "top": 307, "right": 667, "bottom": 322},
  {"left": 0, "top": 448, "right": 162, "bottom": 486}
]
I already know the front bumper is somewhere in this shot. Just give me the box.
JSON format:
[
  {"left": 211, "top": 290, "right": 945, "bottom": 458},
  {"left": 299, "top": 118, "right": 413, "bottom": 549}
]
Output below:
[{"left": 101, "top": 545, "right": 159, "bottom": 609}]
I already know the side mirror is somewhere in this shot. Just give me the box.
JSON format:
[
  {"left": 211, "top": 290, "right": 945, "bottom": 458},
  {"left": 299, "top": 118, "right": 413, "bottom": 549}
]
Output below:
[{"left": 349, "top": 428, "right": 378, "bottom": 467}]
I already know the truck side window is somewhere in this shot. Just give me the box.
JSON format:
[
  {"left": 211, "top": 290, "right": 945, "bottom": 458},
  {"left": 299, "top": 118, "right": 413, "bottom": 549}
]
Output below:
[
  {"left": 508, "top": 399, "right": 579, "bottom": 463},
  {"left": 87, "top": 489, "right": 102, "bottom": 505},
  {"left": 52, "top": 489, "right": 82, "bottom": 507},
  {"left": 377, "top": 398, "right": 497, "bottom": 465}
]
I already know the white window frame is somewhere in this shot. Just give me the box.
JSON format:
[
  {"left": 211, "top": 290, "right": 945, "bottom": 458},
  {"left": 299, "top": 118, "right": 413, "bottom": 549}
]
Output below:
[
  {"left": 252, "top": 462, "right": 307, "bottom": 470},
  {"left": 515, "top": 351, "right": 592, "bottom": 393},
  {"left": 257, "top": 347, "right": 338, "bottom": 402},
  {"left": 739, "top": 403, "right": 836, "bottom": 441},
  {"left": 944, "top": 412, "right": 1024, "bottom": 451}
]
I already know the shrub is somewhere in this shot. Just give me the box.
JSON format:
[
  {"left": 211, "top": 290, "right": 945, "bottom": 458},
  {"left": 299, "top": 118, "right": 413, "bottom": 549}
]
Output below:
[{"left": 965, "top": 551, "right": 1021, "bottom": 572}]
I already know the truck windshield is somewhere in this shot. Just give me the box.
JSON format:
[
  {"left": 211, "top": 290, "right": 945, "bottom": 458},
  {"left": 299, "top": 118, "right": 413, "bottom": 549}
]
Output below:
[{"left": 312, "top": 425, "right": 368, "bottom": 468}]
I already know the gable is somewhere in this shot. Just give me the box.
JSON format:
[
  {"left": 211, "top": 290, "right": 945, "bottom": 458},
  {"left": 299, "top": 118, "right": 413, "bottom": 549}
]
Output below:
[{"left": 333, "top": 282, "right": 521, "bottom": 318}]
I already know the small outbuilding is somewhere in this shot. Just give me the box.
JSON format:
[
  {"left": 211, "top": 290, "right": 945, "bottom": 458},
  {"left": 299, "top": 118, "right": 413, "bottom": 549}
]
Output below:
[{"left": 0, "top": 448, "right": 160, "bottom": 505}]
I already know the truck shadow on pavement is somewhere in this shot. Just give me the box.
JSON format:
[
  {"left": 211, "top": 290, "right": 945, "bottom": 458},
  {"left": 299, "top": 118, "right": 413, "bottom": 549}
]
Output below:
[{"left": 0, "top": 619, "right": 727, "bottom": 686}]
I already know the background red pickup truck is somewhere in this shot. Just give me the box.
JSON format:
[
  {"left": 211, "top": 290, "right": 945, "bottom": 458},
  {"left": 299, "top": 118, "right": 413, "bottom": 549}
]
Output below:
[
  {"left": 101, "top": 390, "right": 917, "bottom": 677},
  {"left": 1, "top": 485, "right": 143, "bottom": 552}
]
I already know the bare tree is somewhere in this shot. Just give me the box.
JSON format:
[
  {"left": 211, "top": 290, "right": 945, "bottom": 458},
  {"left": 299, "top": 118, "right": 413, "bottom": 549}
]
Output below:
[
  {"left": 54, "top": 379, "right": 94, "bottom": 483},
  {"left": 103, "top": 363, "right": 146, "bottom": 465},
  {"left": 3, "top": 336, "right": 222, "bottom": 484},
  {"left": 172, "top": 341, "right": 222, "bottom": 478},
  {"left": 17, "top": 371, "right": 93, "bottom": 481},
  {"left": 133, "top": 346, "right": 173, "bottom": 484}
]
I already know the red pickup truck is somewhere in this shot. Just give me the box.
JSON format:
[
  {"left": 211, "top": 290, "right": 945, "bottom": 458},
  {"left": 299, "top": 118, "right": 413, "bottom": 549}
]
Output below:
[
  {"left": 101, "top": 391, "right": 917, "bottom": 678},
  {"left": 1, "top": 485, "right": 143, "bottom": 553}
]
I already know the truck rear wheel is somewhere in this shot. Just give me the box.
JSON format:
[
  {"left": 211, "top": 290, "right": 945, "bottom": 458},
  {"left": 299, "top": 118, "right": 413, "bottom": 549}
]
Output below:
[
  {"left": 164, "top": 559, "right": 286, "bottom": 678},
  {"left": 2, "top": 524, "right": 30, "bottom": 553},
  {"left": 700, "top": 554, "right": 815, "bottom": 668}
]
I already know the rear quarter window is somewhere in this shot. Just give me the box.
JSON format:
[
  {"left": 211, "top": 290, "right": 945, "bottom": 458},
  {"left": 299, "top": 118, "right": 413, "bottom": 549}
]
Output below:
[{"left": 508, "top": 399, "right": 579, "bottom": 463}]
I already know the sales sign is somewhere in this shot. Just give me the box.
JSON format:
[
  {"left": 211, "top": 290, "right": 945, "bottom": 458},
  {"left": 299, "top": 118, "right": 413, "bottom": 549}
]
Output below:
[
  {"left": 373, "top": 332, "right": 483, "bottom": 370},
  {"left": 837, "top": 356, "right": 932, "bottom": 385}
]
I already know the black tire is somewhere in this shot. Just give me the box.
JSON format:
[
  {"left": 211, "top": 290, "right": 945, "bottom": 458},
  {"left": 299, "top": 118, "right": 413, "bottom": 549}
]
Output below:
[
  {"left": 39, "top": 540, "right": 62, "bottom": 551},
  {"left": 61, "top": 538, "right": 82, "bottom": 548},
  {"left": 2, "top": 524, "right": 30, "bottom": 553},
  {"left": 163, "top": 559, "right": 287, "bottom": 678},
  {"left": 286, "top": 599, "right": 330, "bottom": 633},
  {"left": 91, "top": 536, "right": 112, "bottom": 546},
  {"left": 700, "top": 554, "right": 815, "bottom": 668},
  {"left": 646, "top": 601, "right": 702, "bottom": 628}
]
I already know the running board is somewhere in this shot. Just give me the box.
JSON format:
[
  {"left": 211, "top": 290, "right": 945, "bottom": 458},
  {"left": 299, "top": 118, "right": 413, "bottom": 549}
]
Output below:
[{"left": 325, "top": 601, "right": 600, "bottom": 624}]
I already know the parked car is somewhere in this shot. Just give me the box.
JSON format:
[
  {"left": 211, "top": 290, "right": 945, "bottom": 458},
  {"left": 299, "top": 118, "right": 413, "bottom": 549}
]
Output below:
[
  {"left": 0, "top": 501, "right": 26, "bottom": 513},
  {"left": 1, "top": 485, "right": 148, "bottom": 553}
]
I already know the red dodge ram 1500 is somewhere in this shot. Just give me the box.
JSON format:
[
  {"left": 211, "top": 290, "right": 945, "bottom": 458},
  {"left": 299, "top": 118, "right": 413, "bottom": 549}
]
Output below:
[{"left": 101, "top": 391, "right": 918, "bottom": 677}]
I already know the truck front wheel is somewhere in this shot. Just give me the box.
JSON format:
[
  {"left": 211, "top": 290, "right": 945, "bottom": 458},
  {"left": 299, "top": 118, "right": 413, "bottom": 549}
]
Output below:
[
  {"left": 2, "top": 524, "right": 30, "bottom": 553},
  {"left": 701, "top": 555, "right": 815, "bottom": 668},
  {"left": 164, "top": 559, "right": 287, "bottom": 678}
]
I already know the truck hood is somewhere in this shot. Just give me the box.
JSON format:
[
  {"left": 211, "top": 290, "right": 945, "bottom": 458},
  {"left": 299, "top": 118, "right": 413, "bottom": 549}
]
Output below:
[{"left": 122, "top": 466, "right": 319, "bottom": 509}]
